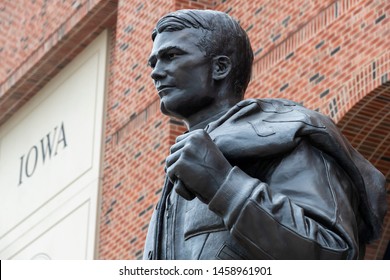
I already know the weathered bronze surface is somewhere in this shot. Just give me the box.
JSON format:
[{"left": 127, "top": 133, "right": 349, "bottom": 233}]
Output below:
[{"left": 143, "top": 9, "right": 387, "bottom": 260}]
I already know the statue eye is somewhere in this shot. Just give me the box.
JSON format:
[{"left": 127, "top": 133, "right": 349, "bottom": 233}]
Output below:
[{"left": 168, "top": 53, "right": 178, "bottom": 59}]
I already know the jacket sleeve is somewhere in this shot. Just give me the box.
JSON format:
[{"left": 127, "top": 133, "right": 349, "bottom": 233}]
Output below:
[{"left": 208, "top": 140, "right": 360, "bottom": 259}]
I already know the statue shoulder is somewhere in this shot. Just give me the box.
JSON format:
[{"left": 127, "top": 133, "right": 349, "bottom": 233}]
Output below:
[{"left": 237, "top": 98, "right": 331, "bottom": 130}]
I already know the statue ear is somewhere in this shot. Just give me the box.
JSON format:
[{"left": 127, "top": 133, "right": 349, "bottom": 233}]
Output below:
[{"left": 212, "top": 56, "right": 232, "bottom": 80}]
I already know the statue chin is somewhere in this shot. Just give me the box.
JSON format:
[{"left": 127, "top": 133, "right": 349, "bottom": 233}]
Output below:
[
  {"left": 159, "top": 101, "right": 169, "bottom": 116},
  {"left": 159, "top": 99, "right": 183, "bottom": 119},
  {"left": 159, "top": 95, "right": 215, "bottom": 121}
]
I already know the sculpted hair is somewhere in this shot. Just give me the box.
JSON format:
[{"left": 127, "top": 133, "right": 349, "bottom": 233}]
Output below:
[{"left": 152, "top": 9, "right": 254, "bottom": 99}]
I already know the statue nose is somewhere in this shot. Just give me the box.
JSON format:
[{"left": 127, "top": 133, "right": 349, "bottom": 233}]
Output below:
[{"left": 150, "top": 63, "right": 167, "bottom": 81}]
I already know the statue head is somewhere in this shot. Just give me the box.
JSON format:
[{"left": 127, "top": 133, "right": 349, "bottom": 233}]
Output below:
[{"left": 151, "top": 9, "right": 253, "bottom": 100}]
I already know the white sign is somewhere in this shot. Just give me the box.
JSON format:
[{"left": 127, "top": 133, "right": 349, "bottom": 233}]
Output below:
[{"left": 0, "top": 30, "right": 108, "bottom": 259}]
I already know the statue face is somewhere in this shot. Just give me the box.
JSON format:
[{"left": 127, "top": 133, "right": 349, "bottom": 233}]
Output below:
[{"left": 149, "top": 28, "right": 216, "bottom": 120}]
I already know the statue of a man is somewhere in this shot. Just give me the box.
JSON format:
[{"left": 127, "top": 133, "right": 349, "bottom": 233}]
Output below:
[{"left": 143, "top": 9, "right": 387, "bottom": 259}]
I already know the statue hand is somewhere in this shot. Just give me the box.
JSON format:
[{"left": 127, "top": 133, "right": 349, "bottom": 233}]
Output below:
[{"left": 166, "top": 129, "right": 232, "bottom": 203}]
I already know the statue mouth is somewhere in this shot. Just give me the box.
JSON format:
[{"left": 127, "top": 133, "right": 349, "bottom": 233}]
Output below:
[{"left": 157, "top": 85, "right": 175, "bottom": 96}]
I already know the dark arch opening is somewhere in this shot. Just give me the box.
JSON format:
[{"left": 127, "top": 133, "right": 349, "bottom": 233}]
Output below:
[{"left": 337, "top": 81, "right": 390, "bottom": 259}]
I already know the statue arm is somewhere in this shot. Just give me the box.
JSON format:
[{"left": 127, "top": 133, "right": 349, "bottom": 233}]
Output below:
[{"left": 208, "top": 140, "right": 359, "bottom": 259}]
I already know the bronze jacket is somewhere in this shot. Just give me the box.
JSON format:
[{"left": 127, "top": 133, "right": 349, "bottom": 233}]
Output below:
[{"left": 143, "top": 99, "right": 387, "bottom": 260}]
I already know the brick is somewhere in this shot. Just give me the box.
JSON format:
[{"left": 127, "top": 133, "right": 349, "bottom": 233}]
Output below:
[{"left": 330, "top": 46, "right": 341, "bottom": 56}]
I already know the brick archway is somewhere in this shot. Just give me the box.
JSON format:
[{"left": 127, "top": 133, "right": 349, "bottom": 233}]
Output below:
[
  {"left": 327, "top": 51, "right": 390, "bottom": 123},
  {"left": 337, "top": 82, "right": 390, "bottom": 259}
]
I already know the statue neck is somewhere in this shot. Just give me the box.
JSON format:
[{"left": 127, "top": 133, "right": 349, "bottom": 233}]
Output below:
[{"left": 186, "top": 98, "right": 239, "bottom": 131}]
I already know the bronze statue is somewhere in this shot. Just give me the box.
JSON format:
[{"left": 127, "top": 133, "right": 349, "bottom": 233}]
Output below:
[{"left": 143, "top": 9, "right": 387, "bottom": 259}]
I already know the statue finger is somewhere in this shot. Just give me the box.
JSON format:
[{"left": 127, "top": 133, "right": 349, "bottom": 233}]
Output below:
[
  {"left": 170, "top": 139, "right": 186, "bottom": 154},
  {"left": 174, "top": 179, "right": 196, "bottom": 200},
  {"left": 165, "top": 150, "right": 181, "bottom": 167},
  {"left": 176, "top": 129, "right": 206, "bottom": 143}
]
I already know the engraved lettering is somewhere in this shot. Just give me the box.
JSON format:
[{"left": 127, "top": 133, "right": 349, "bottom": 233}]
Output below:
[
  {"left": 18, "top": 155, "right": 24, "bottom": 185},
  {"left": 55, "top": 122, "right": 67, "bottom": 155},
  {"left": 18, "top": 122, "right": 68, "bottom": 185},
  {"left": 25, "top": 146, "right": 38, "bottom": 177},
  {"left": 40, "top": 126, "right": 57, "bottom": 164}
]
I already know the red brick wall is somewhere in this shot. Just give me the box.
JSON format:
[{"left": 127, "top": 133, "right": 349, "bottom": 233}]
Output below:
[
  {"left": 98, "top": 0, "right": 180, "bottom": 259},
  {"left": 0, "top": 0, "right": 117, "bottom": 126},
  {"left": 0, "top": 0, "right": 388, "bottom": 260},
  {"left": 0, "top": 0, "right": 82, "bottom": 84},
  {"left": 213, "top": 0, "right": 389, "bottom": 121}
]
